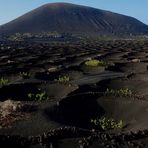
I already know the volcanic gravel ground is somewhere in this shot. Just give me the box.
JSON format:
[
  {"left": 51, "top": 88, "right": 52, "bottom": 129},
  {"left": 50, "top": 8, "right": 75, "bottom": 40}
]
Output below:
[{"left": 0, "top": 40, "right": 148, "bottom": 147}]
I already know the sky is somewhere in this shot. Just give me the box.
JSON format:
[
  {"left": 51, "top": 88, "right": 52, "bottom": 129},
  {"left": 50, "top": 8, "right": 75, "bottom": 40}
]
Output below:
[{"left": 0, "top": 0, "right": 148, "bottom": 25}]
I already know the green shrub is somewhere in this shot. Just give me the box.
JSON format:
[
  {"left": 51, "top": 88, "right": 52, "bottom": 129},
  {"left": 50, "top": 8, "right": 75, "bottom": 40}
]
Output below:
[
  {"left": 84, "top": 59, "right": 106, "bottom": 67},
  {"left": 55, "top": 75, "right": 70, "bottom": 83},
  {"left": 105, "top": 88, "right": 132, "bottom": 96},
  {"left": 91, "top": 116, "right": 123, "bottom": 130},
  {"left": 143, "top": 47, "right": 148, "bottom": 50},
  {"left": 19, "top": 72, "right": 30, "bottom": 79},
  {"left": 28, "top": 91, "right": 48, "bottom": 102},
  {"left": 0, "top": 77, "right": 9, "bottom": 86}
]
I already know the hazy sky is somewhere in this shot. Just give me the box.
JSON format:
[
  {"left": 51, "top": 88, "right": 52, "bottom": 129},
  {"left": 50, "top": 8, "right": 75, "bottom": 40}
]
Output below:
[{"left": 0, "top": 0, "right": 148, "bottom": 25}]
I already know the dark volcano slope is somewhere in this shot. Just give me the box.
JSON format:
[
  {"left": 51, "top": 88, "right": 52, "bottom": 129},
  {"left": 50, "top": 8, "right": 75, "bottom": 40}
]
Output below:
[{"left": 0, "top": 2, "right": 148, "bottom": 36}]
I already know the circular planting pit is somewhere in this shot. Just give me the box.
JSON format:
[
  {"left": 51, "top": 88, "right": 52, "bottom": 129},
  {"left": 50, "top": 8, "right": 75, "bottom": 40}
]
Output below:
[
  {"left": 39, "top": 83, "right": 78, "bottom": 100},
  {"left": 97, "top": 77, "right": 148, "bottom": 97},
  {"left": 0, "top": 83, "right": 41, "bottom": 101},
  {"left": 80, "top": 59, "right": 107, "bottom": 75},
  {"left": 81, "top": 64, "right": 105, "bottom": 74},
  {"left": 107, "top": 62, "right": 148, "bottom": 73},
  {"left": 35, "top": 70, "right": 61, "bottom": 81},
  {"left": 46, "top": 93, "right": 148, "bottom": 133}
]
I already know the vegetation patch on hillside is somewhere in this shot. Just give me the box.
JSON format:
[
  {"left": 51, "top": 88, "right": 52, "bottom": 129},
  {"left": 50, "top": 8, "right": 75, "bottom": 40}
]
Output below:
[
  {"left": 28, "top": 91, "right": 48, "bottom": 102},
  {"left": 0, "top": 77, "right": 9, "bottom": 86},
  {"left": 105, "top": 88, "right": 132, "bottom": 96},
  {"left": 91, "top": 116, "right": 124, "bottom": 130},
  {"left": 85, "top": 59, "right": 106, "bottom": 67},
  {"left": 55, "top": 75, "right": 70, "bottom": 83}
]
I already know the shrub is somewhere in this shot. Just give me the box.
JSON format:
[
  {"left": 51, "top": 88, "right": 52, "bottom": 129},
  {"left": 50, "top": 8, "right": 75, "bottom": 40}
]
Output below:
[
  {"left": 84, "top": 59, "right": 106, "bottom": 67},
  {"left": 55, "top": 75, "right": 70, "bottom": 83},
  {"left": 143, "top": 47, "right": 148, "bottom": 50},
  {"left": 105, "top": 88, "right": 132, "bottom": 96},
  {"left": 91, "top": 116, "right": 123, "bottom": 130},
  {"left": 28, "top": 91, "right": 48, "bottom": 102},
  {"left": 19, "top": 72, "right": 30, "bottom": 79},
  {"left": 47, "top": 67, "right": 58, "bottom": 73},
  {"left": 0, "top": 77, "right": 9, "bottom": 86}
]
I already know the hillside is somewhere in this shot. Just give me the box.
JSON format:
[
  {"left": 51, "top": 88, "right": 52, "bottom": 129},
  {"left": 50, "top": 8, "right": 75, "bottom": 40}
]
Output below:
[{"left": 0, "top": 2, "right": 148, "bottom": 36}]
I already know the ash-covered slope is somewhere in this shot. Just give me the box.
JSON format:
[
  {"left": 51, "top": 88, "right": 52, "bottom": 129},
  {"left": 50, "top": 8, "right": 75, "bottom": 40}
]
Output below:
[{"left": 0, "top": 2, "right": 148, "bottom": 36}]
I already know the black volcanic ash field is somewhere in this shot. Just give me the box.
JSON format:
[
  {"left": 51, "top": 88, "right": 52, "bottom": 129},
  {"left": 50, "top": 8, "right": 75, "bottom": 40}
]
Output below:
[{"left": 1, "top": 40, "right": 148, "bottom": 147}]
